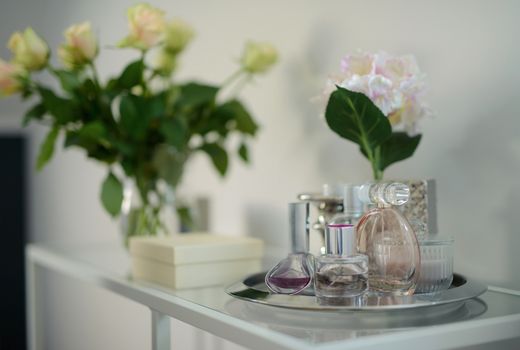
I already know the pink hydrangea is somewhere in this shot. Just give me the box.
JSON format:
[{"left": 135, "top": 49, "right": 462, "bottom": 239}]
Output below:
[{"left": 323, "top": 51, "right": 430, "bottom": 135}]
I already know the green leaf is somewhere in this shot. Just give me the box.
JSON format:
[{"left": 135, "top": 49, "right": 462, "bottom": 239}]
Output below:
[
  {"left": 38, "top": 87, "right": 80, "bottom": 124},
  {"left": 230, "top": 101, "right": 258, "bottom": 136},
  {"left": 120, "top": 158, "right": 135, "bottom": 177},
  {"left": 119, "top": 94, "right": 139, "bottom": 120},
  {"left": 238, "top": 142, "right": 249, "bottom": 163},
  {"left": 23, "top": 102, "right": 46, "bottom": 126},
  {"left": 64, "top": 121, "right": 108, "bottom": 151},
  {"left": 79, "top": 79, "right": 98, "bottom": 96},
  {"left": 378, "top": 132, "right": 422, "bottom": 171},
  {"left": 105, "top": 78, "right": 119, "bottom": 96},
  {"left": 118, "top": 60, "right": 144, "bottom": 89},
  {"left": 21, "top": 88, "right": 32, "bottom": 100},
  {"left": 113, "top": 140, "right": 135, "bottom": 157},
  {"left": 54, "top": 70, "right": 81, "bottom": 92},
  {"left": 79, "top": 121, "right": 106, "bottom": 140},
  {"left": 64, "top": 129, "right": 116, "bottom": 164},
  {"left": 159, "top": 118, "right": 186, "bottom": 150},
  {"left": 100, "top": 172, "right": 123, "bottom": 217},
  {"left": 213, "top": 100, "right": 258, "bottom": 136},
  {"left": 36, "top": 126, "right": 59, "bottom": 171},
  {"left": 152, "top": 145, "right": 185, "bottom": 187},
  {"left": 119, "top": 94, "right": 149, "bottom": 140},
  {"left": 200, "top": 143, "right": 228, "bottom": 176},
  {"left": 177, "top": 82, "right": 218, "bottom": 108},
  {"left": 148, "top": 91, "right": 167, "bottom": 118},
  {"left": 325, "top": 86, "right": 392, "bottom": 153}
]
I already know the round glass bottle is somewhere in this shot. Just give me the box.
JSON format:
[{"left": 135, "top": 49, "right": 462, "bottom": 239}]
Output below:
[{"left": 356, "top": 182, "right": 421, "bottom": 295}]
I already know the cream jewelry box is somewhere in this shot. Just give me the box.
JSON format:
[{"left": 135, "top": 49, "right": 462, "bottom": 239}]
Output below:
[{"left": 129, "top": 233, "right": 264, "bottom": 289}]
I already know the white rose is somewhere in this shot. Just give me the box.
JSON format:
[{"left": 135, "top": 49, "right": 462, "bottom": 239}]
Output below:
[
  {"left": 118, "top": 3, "right": 166, "bottom": 50},
  {"left": 240, "top": 41, "right": 278, "bottom": 74},
  {"left": 0, "top": 59, "right": 26, "bottom": 96},
  {"left": 8, "top": 27, "right": 49, "bottom": 71},
  {"left": 163, "top": 19, "right": 194, "bottom": 54},
  {"left": 58, "top": 22, "right": 98, "bottom": 68}
]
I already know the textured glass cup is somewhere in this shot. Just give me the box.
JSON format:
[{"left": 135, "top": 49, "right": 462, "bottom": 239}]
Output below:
[
  {"left": 357, "top": 207, "right": 421, "bottom": 295},
  {"left": 416, "top": 239, "right": 454, "bottom": 294}
]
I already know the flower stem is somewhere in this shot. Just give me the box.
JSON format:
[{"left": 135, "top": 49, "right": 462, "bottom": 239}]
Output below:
[
  {"left": 372, "top": 164, "right": 383, "bottom": 181},
  {"left": 227, "top": 73, "right": 252, "bottom": 98},
  {"left": 371, "top": 146, "right": 383, "bottom": 181},
  {"left": 360, "top": 138, "right": 383, "bottom": 181},
  {"left": 139, "top": 51, "right": 149, "bottom": 96},
  {"left": 221, "top": 68, "right": 244, "bottom": 90},
  {"left": 89, "top": 62, "right": 101, "bottom": 88}
]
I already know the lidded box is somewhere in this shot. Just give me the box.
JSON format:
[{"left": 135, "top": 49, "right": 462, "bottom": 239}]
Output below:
[{"left": 129, "top": 233, "right": 264, "bottom": 289}]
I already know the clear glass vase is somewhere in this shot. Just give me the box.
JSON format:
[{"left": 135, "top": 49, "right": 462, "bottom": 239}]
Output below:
[
  {"left": 120, "top": 179, "right": 178, "bottom": 247},
  {"left": 357, "top": 206, "right": 421, "bottom": 295}
]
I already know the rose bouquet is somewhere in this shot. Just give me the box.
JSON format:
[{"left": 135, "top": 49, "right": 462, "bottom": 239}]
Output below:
[
  {"left": 322, "top": 51, "right": 430, "bottom": 180},
  {"left": 0, "top": 3, "right": 277, "bottom": 240}
]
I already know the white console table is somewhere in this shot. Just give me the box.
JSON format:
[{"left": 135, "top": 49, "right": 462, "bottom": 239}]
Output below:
[{"left": 26, "top": 243, "right": 520, "bottom": 350}]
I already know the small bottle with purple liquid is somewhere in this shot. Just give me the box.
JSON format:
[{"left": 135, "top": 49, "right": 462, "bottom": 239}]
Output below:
[
  {"left": 265, "top": 202, "right": 314, "bottom": 295},
  {"left": 265, "top": 253, "right": 313, "bottom": 294}
]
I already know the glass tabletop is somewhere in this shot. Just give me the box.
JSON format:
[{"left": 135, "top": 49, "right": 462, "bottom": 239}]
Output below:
[{"left": 37, "top": 242, "right": 520, "bottom": 346}]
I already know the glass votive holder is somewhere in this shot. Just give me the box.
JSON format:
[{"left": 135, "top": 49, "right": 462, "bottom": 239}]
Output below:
[{"left": 416, "top": 238, "right": 454, "bottom": 294}]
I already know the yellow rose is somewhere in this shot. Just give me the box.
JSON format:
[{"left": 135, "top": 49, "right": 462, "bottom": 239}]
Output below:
[
  {"left": 240, "top": 41, "right": 278, "bottom": 74},
  {"left": 8, "top": 27, "right": 49, "bottom": 71},
  {"left": 0, "top": 59, "right": 26, "bottom": 96},
  {"left": 163, "top": 19, "right": 194, "bottom": 54},
  {"left": 118, "top": 3, "right": 166, "bottom": 50},
  {"left": 58, "top": 22, "right": 98, "bottom": 68}
]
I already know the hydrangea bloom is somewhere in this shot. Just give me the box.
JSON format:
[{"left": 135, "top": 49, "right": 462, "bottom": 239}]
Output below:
[{"left": 323, "top": 51, "right": 430, "bottom": 135}]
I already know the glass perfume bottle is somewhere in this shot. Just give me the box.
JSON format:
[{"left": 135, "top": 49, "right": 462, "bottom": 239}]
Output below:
[
  {"left": 356, "top": 182, "right": 420, "bottom": 296},
  {"left": 265, "top": 202, "right": 314, "bottom": 294},
  {"left": 314, "top": 224, "right": 368, "bottom": 299}
]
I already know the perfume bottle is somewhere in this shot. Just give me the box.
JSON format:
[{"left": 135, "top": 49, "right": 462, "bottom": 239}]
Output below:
[
  {"left": 329, "top": 184, "right": 365, "bottom": 226},
  {"left": 356, "top": 182, "right": 421, "bottom": 295},
  {"left": 265, "top": 202, "right": 314, "bottom": 294},
  {"left": 314, "top": 224, "right": 368, "bottom": 299}
]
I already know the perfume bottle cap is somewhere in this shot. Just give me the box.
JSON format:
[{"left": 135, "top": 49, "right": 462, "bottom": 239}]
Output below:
[
  {"left": 325, "top": 223, "right": 356, "bottom": 256},
  {"left": 358, "top": 182, "right": 410, "bottom": 207},
  {"left": 289, "top": 202, "right": 310, "bottom": 253}
]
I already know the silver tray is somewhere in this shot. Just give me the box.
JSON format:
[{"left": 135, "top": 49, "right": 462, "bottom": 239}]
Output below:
[{"left": 226, "top": 272, "right": 487, "bottom": 311}]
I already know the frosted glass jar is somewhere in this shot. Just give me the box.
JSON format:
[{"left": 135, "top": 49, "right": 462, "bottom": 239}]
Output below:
[{"left": 416, "top": 239, "right": 454, "bottom": 294}]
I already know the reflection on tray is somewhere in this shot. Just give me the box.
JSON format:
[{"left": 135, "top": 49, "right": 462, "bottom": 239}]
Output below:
[{"left": 224, "top": 296, "right": 488, "bottom": 343}]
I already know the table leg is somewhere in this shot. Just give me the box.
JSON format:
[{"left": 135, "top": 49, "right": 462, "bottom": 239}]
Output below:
[
  {"left": 26, "top": 255, "right": 43, "bottom": 350},
  {"left": 151, "top": 308, "right": 171, "bottom": 350}
]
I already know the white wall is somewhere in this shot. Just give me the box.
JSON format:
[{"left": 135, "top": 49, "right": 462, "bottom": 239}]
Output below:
[{"left": 1, "top": 0, "right": 520, "bottom": 349}]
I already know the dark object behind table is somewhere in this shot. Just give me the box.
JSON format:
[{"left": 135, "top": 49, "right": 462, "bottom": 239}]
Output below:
[{"left": 0, "top": 135, "right": 27, "bottom": 350}]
